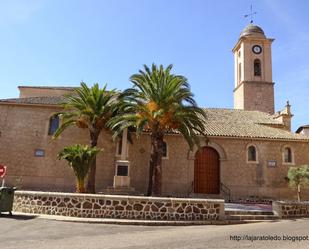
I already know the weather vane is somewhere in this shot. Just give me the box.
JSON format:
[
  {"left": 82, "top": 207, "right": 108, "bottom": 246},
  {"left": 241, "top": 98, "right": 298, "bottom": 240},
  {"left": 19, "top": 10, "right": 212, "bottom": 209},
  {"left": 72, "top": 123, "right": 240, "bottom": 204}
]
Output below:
[{"left": 244, "top": 4, "right": 257, "bottom": 23}]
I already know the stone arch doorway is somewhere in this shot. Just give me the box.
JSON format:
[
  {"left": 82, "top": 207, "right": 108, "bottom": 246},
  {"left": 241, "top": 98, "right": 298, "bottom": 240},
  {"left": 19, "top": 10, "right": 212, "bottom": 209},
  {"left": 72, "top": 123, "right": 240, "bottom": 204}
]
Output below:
[{"left": 194, "top": 146, "right": 220, "bottom": 194}]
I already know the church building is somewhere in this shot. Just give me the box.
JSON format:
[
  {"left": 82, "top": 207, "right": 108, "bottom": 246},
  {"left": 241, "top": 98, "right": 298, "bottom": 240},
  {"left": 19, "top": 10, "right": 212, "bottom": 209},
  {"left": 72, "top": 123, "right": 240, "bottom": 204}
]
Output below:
[{"left": 0, "top": 23, "right": 309, "bottom": 201}]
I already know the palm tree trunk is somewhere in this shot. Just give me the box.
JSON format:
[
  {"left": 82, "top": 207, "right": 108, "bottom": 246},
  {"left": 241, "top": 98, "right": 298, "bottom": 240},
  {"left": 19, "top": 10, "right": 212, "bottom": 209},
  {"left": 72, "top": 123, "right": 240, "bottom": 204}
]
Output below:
[
  {"left": 86, "top": 128, "right": 100, "bottom": 193},
  {"left": 297, "top": 184, "right": 301, "bottom": 202},
  {"left": 149, "top": 129, "right": 164, "bottom": 196},
  {"left": 77, "top": 178, "right": 85, "bottom": 193},
  {"left": 147, "top": 160, "right": 154, "bottom": 196},
  {"left": 86, "top": 160, "right": 96, "bottom": 193}
]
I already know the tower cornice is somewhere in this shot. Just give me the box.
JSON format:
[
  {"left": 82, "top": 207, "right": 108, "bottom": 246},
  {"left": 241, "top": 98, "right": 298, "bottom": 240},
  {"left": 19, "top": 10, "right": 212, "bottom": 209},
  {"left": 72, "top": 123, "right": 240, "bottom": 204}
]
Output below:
[
  {"left": 233, "top": 80, "right": 275, "bottom": 92},
  {"left": 232, "top": 37, "right": 275, "bottom": 53}
]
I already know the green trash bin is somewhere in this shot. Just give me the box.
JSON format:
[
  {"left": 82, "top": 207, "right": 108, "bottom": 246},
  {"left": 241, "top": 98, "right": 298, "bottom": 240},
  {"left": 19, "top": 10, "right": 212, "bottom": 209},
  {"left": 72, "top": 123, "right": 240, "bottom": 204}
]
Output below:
[{"left": 0, "top": 187, "right": 17, "bottom": 215}]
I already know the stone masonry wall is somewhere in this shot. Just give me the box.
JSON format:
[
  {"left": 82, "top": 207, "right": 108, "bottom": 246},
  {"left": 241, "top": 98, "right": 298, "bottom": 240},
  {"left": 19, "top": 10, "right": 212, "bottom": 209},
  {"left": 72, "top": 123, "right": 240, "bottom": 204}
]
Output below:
[
  {"left": 2, "top": 104, "right": 309, "bottom": 201},
  {"left": 273, "top": 201, "right": 309, "bottom": 218},
  {"left": 212, "top": 137, "right": 309, "bottom": 201},
  {"left": 0, "top": 104, "right": 117, "bottom": 192},
  {"left": 13, "top": 191, "right": 225, "bottom": 221}
]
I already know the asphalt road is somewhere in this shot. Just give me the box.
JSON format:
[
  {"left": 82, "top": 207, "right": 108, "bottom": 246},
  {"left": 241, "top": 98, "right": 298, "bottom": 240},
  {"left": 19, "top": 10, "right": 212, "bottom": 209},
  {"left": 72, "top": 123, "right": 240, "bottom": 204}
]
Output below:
[{"left": 1, "top": 215, "right": 309, "bottom": 249}]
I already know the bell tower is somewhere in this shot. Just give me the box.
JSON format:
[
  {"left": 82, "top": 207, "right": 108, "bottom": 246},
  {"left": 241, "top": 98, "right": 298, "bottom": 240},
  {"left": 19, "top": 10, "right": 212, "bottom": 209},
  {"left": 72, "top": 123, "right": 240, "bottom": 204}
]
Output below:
[{"left": 233, "top": 23, "right": 275, "bottom": 114}]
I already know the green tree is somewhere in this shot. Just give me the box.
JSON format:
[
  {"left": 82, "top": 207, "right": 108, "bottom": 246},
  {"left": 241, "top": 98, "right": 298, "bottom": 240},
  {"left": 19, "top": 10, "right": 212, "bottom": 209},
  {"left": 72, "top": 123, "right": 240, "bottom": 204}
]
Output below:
[
  {"left": 108, "top": 64, "right": 206, "bottom": 196},
  {"left": 287, "top": 165, "right": 309, "bottom": 202},
  {"left": 58, "top": 144, "right": 102, "bottom": 193},
  {"left": 53, "top": 82, "right": 117, "bottom": 193}
]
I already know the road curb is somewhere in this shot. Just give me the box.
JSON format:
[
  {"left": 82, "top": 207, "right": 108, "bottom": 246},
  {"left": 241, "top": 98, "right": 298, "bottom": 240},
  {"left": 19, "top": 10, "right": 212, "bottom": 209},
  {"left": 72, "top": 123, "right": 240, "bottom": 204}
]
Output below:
[{"left": 11, "top": 212, "right": 265, "bottom": 226}]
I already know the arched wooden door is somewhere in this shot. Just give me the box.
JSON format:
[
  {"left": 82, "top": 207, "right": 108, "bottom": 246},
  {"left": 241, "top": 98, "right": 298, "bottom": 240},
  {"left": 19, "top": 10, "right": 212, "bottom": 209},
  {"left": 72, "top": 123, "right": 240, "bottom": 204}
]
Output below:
[{"left": 194, "top": 146, "right": 220, "bottom": 194}]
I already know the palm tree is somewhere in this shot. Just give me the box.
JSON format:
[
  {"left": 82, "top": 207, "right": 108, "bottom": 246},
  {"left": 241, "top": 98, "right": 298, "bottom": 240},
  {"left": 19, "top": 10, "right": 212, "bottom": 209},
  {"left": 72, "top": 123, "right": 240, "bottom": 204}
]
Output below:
[
  {"left": 58, "top": 144, "right": 102, "bottom": 193},
  {"left": 108, "top": 64, "right": 206, "bottom": 196},
  {"left": 287, "top": 165, "right": 309, "bottom": 202},
  {"left": 53, "top": 82, "right": 117, "bottom": 193}
]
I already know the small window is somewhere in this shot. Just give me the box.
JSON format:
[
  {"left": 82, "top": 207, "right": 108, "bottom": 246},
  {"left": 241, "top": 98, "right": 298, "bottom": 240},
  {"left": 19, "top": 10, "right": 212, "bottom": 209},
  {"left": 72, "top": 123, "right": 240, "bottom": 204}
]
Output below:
[
  {"left": 162, "top": 141, "right": 168, "bottom": 159},
  {"left": 254, "top": 59, "right": 261, "bottom": 76},
  {"left": 284, "top": 147, "right": 293, "bottom": 163},
  {"left": 48, "top": 116, "right": 59, "bottom": 135},
  {"left": 248, "top": 145, "right": 257, "bottom": 162},
  {"left": 238, "top": 63, "right": 242, "bottom": 83}
]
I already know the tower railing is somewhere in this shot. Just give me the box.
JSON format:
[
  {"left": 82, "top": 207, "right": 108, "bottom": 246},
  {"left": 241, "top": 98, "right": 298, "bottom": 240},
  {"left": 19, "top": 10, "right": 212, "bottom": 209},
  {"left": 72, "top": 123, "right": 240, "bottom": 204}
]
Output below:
[{"left": 220, "top": 182, "right": 231, "bottom": 202}]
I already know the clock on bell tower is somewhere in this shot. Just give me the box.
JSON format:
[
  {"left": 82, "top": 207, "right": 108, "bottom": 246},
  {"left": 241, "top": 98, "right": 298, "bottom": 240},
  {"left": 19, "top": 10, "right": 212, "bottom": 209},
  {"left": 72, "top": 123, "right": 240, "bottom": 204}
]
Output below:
[{"left": 232, "top": 23, "right": 275, "bottom": 114}]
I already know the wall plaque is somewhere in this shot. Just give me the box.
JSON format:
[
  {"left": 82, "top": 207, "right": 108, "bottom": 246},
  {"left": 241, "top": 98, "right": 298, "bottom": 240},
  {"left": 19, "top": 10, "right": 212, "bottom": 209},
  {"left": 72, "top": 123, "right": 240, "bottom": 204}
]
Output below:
[
  {"left": 268, "top": 160, "right": 277, "bottom": 167},
  {"left": 34, "top": 149, "right": 45, "bottom": 157}
]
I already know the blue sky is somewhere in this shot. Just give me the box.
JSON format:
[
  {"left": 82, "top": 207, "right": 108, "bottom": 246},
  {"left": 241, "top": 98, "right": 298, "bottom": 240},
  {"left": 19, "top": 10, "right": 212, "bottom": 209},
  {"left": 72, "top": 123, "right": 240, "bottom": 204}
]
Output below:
[{"left": 0, "top": 0, "right": 308, "bottom": 130}]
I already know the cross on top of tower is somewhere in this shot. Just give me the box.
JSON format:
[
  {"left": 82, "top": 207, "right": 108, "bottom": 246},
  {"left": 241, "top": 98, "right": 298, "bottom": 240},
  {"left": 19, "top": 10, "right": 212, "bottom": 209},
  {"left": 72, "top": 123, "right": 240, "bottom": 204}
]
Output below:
[{"left": 244, "top": 4, "right": 257, "bottom": 23}]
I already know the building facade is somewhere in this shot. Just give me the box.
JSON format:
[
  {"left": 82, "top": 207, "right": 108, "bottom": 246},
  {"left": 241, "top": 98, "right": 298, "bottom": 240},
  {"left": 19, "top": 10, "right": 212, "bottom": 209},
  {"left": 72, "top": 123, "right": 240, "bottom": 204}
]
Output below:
[{"left": 1, "top": 23, "right": 309, "bottom": 201}]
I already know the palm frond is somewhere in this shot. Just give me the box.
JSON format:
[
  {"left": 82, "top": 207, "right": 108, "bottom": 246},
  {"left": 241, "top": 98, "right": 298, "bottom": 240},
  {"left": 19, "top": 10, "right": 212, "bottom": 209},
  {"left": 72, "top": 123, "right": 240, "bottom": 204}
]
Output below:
[
  {"left": 108, "top": 63, "right": 207, "bottom": 149},
  {"left": 52, "top": 82, "right": 118, "bottom": 138}
]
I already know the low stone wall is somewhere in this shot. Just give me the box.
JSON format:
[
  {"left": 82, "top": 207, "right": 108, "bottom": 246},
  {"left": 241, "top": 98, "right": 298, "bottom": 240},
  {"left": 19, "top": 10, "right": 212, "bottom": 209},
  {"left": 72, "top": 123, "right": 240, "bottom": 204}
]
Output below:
[
  {"left": 13, "top": 191, "right": 225, "bottom": 221},
  {"left": 273, "top": 201, "right": 309, "bottom": 218}
]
